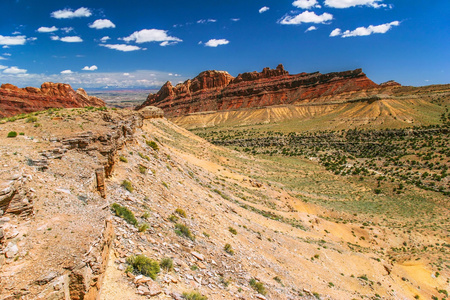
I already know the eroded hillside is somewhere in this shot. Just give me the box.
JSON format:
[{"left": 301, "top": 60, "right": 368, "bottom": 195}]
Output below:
[{"left": 0, "top": 108, "right": 448, "bottom": 300}]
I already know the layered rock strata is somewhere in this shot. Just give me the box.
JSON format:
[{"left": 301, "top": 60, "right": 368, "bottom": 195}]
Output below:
[
  {"left": 0, "top": 82, "right": 105, "bottom": 118},
  {"left": 137, "top": 64, "right": 378, "bottom": 117}
]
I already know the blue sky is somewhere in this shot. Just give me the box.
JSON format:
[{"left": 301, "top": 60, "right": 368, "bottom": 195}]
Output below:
[{"left": 0, "top": 0, "right": 448, "bottom": 89}]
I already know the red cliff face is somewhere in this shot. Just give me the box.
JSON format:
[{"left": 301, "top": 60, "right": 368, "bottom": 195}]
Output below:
[
  {"left": 0, "top": 82, "right": 105, "bottom": 118},
  {"left": 136, "top": 64, "right": 379, "bottom": 116}
]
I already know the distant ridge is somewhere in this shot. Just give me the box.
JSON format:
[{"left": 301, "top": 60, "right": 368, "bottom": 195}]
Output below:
[
  {"left": 0, "top": 82, "right": 105, "bottom": 118},
  {"left": 136, "top": 64, "right": 379, "bottom": 116}
]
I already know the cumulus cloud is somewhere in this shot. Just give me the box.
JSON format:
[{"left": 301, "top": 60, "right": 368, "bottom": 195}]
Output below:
[
  {"left": 51, "top": 7, "right": 92, "bottom": 19},
  {"left": 330, "top": 21, "right": 399, "bottom": 37},
  {"left": 3, "top": 66, "right": 27, "bottom": 74},
  {"left": 204, "top": 39, "right": 229, "bottom": 47},
  {"left": 61, "top": 70, "right": 73, "bottom": 74},
  {"left": 325, "top": 0, "right": 387, "bottom": 8},
  {"left": 0, "top": 65, "right": 7, "bottom": 69},
  {"left": 82, "top": 65, "right": 98, "bottom": 71},
  {"left": 100, "top": 36, "right": 111, "bottom": 43},
  {"left": 52, "top": 36, "right": 83, "bottom": 42},
  {"left": 100, "top": 44, "right": 142, "bottom": 52},
  {"left": 89, "top": 19, "right": 116, "bottom": 29},
  {"left": 259, "top": 6, "right": 270, "bottom": 13},
  {"left": 305, "top": 26, "right": 318, "bottom": 32},
  {"left": 0, "top": 35, "right": 27, "bottom": 46},
  {"left": 37, "top": 26, "right": 58, "bottom": 33},
  {"left": 293, "top": 0, "right": 319, "bottom": 9},
  {"left": 122, "top": 29, "right": 182, "bottom": 45},
  {"left": 279, "top": 11, "right": 333, "bottom": 25},
  {"left": 197, "top": 19, "right": 217, "bottom": 24},
  {"left": 329, "top": 28, "right": 342, "bottom": 36}
]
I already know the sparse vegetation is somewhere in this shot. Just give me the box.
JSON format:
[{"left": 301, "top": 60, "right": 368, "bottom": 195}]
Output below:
[
  {"left": 160, "top": 257, "right": 173, "bottom": 271},
  {"left": 138, "top": 223, "right": 149, "bottom": 232},
  {"left": 228, "top": 227, "right": 237, "bottom": 235},
  {"left": 146, "top": 140, "right": 159, "bottom": 151},
  {"left": 182, "top": 291, "right": 207, "bottom": 300},
  {"left": 119, "top": 155, "right": 128, "bottom": 163},
  {"left": 121, "top": 180, "right": 133, "bottom": 192},
  {"left": 111, "top": 203, "right": 137, "bottom": 226},
  {"left": 249, "top": 278, "right": 266, "bottom": 295},
  {"left": 7, "top": 131, "right": 17, "bottom": 138},
  {"left": 224, "top": 243, "right": 234, "bottom": 255},
  {"left": 126, "top": 255, "right": 160, "bottom": 279},
  {"left": 175, "top": 208, "right": 187, "bottom": 218},
  {"left": 174, "top": 223, "right": 194, "bottom": 240},
  {"left": 139, "top": 165, "right": 147, "bottom": 174}
]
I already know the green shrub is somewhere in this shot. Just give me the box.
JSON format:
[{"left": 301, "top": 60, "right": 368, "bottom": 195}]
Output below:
[
  {"left": 146, "top": 140, "right": 159, "bottom": 151},
  {"left": 160, "top": 257, "right": 173, "bottom": 271},
  {"left": 224, "top": 243, "right": 234, "bottom": 255},
  {"left": 228, "top": 227, "right": 237, "bottom": 235},
  {"left": 249, "top": 278, "right": 266, "bottom": 295},
  {"left": 126, "top": 255, "right": 160, "bottom": 279},
  {"left": 119, "top": 156, "right": 128, "bottom": 163},
  {"left": 26, "top": 116, "right": 38, "bottom": 123},
  {"left": 139, "top": 165, "right": 147, "bottom": 174},
  {"left": 142, "top": 211, "right": 150, "bottom": 219},
  {"left": 175, "top": 208, "right": 187, "bottom": 218},
  {"left": 169, "top": 214, "right": 179, "bottom": 223},
  {"left": 138, "top": 152, "right": 151, "bottom": 161},
  {"left": 111, "top": 203, "right": 137, "bottom": 226},
  {"left": 7, "top": 131, "right": 17, "bottom": 138},
  {"left": 121, "top": 180, "right": 133, "bottom": 192},
  {"left": 19, "top": 132, "right": 24, "bottom": 135},
  {"left": 138, "top": 223, "right": 149, "bottom": 232},
  {"left": 174, "top": 223, "right": 194, "bottom": 240},
  {"left": 182, "top": 291, "right": 207, "bottom": 300}
]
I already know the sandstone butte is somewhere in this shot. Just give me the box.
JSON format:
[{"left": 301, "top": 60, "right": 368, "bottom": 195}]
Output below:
[
  {"left": 136, "top": 64, "right": 381, "bottom": 117},
  {"left": 0, "top": 82, "right": 105, "bottom": 118}
]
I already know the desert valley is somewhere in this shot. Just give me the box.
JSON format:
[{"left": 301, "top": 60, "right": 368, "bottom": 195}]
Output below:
[{"left": 0, "top": 63, "right": 449, "bottom": 300}]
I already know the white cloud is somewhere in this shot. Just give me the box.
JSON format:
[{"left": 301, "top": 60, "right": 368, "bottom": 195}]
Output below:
[
  {"left": 50, "top": 36, "right": 60, "bottom": 41},
  {"left": 3, "top": 66, "right": 27, "bottom": 74},
  {"left": 123, "top": 73, "right": 130, "bottom": 76},
  {"left": 61, "top": 27, "right": 74, "bottom": 33},
  {"left": 37, "top": 26, "right": 59, "bottom": 33},
  {"left": 0, "top": 35, "right": 27, "bottom": 46},
  {"left": 82, "top": 65, "right": 98, "bottom": 71},
  {"left": 197, "top": 19, "right": 217, "bottom": 24},
  {"left": 0, "top": 70, "right": 190, "bottom": 89},
  {"left": 61, "top": 70, "right": 73, "bottom": 74},
  {"left": 259, "top": 6, "right": 270, "bottom": 13},
  {"left": 324, "top": 0, "right": 387, "bottom": 8},
  {"left": 329, "top": 28, "right": 342, "bottom": 36},
  {"left": 231, "top": 18, "right": 240, "bottom": 22},
  {"left": 60, "top": 36, "right": 83, "bottom": 43},
  {"left": 3, "top": 53, "right": 11, "bottom": 56},
  {"left": 122, "top": 29, "right": 182, "bottom": 45},
  {"left": 204, "top": 39, "right": 229, "bottom": 47},
  {"left": 279, "top": 11, "right": 333, "bottom": 25},
  {"left": 101, "top": 44, "right": 142, "bottom": 52},
  {"left": 51, "top": 7, "right": 92, "bottom": 19},
  {"left": 305, "top": 26, "right": 318, "bottom": 32},
  {"left": 0, "top": 57, "right": 6, "bottom": 60},
  {"left": 89, "top": 19, "right": 116, "bottom": 30},
  {"left": 293, "top": 0, "right": 318, "bottom": 9},
  {"left": 100, "top": 36, "right": 111, "bottom": 43},
  {"left": 0, "top": 65, "right": 7, "bottom": 69},
  {"left": 330, "top": 21, "right": 399, "bottom": 37},
  {"left": 12, "top": 31, "right": 21, "bottom": 35},
  {"left": 159, "top": 41, "right": 179, "bottom": 46}
]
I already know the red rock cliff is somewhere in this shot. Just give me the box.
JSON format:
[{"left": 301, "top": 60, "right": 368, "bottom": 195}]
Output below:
[
  {"left": 0, "top": 82, "right": 105, "bottom": 118},
  {"left": 136, "top": 64, "right": 378, "bottom": 116}
]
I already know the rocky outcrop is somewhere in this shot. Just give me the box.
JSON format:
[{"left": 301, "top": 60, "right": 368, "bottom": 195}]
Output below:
[
  {"left": 137, "top": 64, "right": 378, "bottom": 117},
  {"left": 0, "top": 82, "right": 105, "bottom": 118}
]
